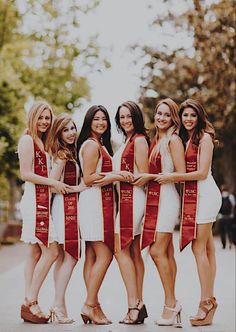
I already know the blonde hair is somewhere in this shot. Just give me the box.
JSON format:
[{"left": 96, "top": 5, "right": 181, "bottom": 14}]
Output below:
[
  {"left": 49, "top": 113, "right": 77, "bottom": 162},
  {"left": 27, "top": 100, "right": 54, "bottom": 151},
  {"left": 151, "top": 98, "right": 180, "bottom": 159}
]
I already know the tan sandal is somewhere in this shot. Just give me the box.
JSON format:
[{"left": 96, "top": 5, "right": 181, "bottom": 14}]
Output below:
[
  {"left": 21, "top": 300, "right": 49, "bottom": 324},
  {"left": 190, "top": 298, "right": 214, "bottom": 326}
]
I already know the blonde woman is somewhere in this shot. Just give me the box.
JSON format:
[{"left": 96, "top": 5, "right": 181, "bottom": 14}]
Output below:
[
  {"left": 18, "top": 101, "right": 71, "bottom": 324},
  {"left": 135, "top": 98, "right": 185, "bottom": 326}
]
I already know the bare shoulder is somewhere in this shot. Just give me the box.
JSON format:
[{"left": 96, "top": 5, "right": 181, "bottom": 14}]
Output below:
[
  {"left": 18, "top": 134, "right": 33, "bottom": 151},
  {"left": 200, "top": 132, "right": 213, "bottom": 145},
  {"left": 169, "top": 134, "right": 183, "bottom": 148},
  {"left": 53, "top": 157, "right": 66, "bottom": 166},
  {"left": 82, "top": 139, "right": 99, "bottom": 156},
  {"left": 135, "top": 136, "right": 149, "bottom": 148}
]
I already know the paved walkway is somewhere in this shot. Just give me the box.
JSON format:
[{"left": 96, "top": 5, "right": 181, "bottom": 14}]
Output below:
[{"left": 0, "top": 233, "right": 235, "bottom": 332}]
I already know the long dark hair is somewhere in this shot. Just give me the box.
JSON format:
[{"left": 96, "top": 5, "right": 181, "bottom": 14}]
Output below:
[
  {"left": 179, "top": 99, "right": 216, "bottom": 146},
  {"left": 115, "top": 101, "right": 149, "bottom": 143},
  {"left": 77, "top": 105, "right": 113, "bottom": 160}
]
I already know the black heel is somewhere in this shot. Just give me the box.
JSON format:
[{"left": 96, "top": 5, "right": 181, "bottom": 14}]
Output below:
[{"left": 137, "top": 304, "right": 148, "bottom": 324}]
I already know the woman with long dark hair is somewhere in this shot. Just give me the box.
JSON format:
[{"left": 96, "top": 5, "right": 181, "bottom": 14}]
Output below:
[
  {"left": 156, "top": 99, "right": 222, "bottom": 326},
  {"left": 112, "top": 101, "right": 149, "bottom": 324},
  {"left": 77, "top": 105, "right": 129, "bottom": 325}
]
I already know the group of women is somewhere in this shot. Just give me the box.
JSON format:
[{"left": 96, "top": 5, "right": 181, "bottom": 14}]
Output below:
[{"left": 18, "top": 98, "right": 222, "bottom": 327}]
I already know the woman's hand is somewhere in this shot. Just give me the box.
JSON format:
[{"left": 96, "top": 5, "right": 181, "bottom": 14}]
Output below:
[
  {"left": 66, "top": 180, "right": 89, "bottom": 193},
  {"left": 51, "top": 179, "right": 72, "bottom": 194},
  {"left": 155, "top": 173, "right": 173, "bottom": 184},
  {"left": 93, "top": 173, "right": 115, "bottom": 187},
  {"left": 119, "top": 171, "right": 135, "bottom": 183},
  {"left": 132, "top": 173, "right": 151, "bottom": 186}
]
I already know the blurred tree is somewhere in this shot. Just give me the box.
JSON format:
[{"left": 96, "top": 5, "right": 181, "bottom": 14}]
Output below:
[
  {"left": 139, "top": 0, "right": 236, "bottom": 192},
  {"left": 0, "top": 0, "right": 101, "bottom": 218}
]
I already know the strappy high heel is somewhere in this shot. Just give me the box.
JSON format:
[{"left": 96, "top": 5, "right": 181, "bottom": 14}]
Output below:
[
  {"left": 190, "top": 298, "right": 214, "bottom": 326},
  {"left": 80, "top": 303, "right": 111, "bottom": 325},
  {"left": 95, "top": 303, "right": 112, "bottom": 324},
  {"left": 156, "top": 301, "right": 182, "bottom": 327},
  {"left": 21, "top": 300, "right": 49, "bottom": 324},
  {"left": 50, "top": 307, "right": 74, "bottom": 324},
  {"left": 119, "top": 302, "right": 148, "bottom": 324}
]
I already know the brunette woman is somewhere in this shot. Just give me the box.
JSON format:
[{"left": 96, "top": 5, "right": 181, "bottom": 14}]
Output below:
[
  {"left": 112, "top": 101, "right": 149, "bottom": 324},
  {"left": 77, "top": 105, "right": 128, "bottom": 325}
]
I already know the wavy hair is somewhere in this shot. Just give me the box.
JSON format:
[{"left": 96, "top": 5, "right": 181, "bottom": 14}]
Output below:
[
  {"left": 179, "top": 99, "right": 216, "bottom": 146},
  {"left": 151, "top": 98, "right": 180, "bottom": 158},
  {"left": 49, "top": 113, "right": 77, "bottom": 162}
]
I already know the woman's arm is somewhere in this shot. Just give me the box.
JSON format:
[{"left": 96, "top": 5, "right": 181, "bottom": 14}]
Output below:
[
  {"left": 82, "top": 140, "right": 104, "bottom": 186},
  {"left": 18, "top": 135, "right": 71, "bottom": 194},
  {"left": 132, "top": 137, "right": 151, "bottom": 186},
  {"left": 156, "top": 133, "right": 213, "bottom": 184}
]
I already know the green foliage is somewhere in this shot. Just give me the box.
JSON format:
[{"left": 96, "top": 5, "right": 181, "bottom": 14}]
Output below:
[
  {"left": 0, "top": 0, "right": 100, "bottom": 202},
  {"left": 139, "top": 0, "right": 236, "bottom": 192}
]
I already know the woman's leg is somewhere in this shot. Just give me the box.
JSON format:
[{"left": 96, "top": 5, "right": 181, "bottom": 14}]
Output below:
[
  {"left": 206, "top": 231, "right": 216, "bottom": 298},
  {"left": 24, "top": 244, "right": 41, "bottom": 302},
  {"left": 53, "top": 247, "right": 77, "bottom": 313},
  {"left": 167, "top": 236, "right": 177, "bottom": 287},
  {"left": 150, "top": 232, "right": 176, "bottom": 319},
  {"left": 115, "top": 243, "right": 138, "bottom": 309},
  {"left": 83, "top": 242, "right": 96, "bottom": 291},
  {"left": 130, "top": 235, "right": 144, "bottom": 301},
  {"left": 27, "top": 242, "right": 58, "bottom": 314},
  {"left": 192, "top": 224, "right": 214, "bottom": 317},
  {"left": 85, "top": 241, "right": 113, "bottom": 306}
]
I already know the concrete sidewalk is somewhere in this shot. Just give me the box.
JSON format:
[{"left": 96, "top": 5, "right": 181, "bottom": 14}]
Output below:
[{"left": 0, "top": 233, "right": 235, "bottom": 332}]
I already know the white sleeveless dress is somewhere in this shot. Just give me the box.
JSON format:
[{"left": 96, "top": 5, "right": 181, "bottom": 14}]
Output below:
[
  {"left": 78, "top": 140, "right": 109, "bottom": 241},
  {"left": 113, "top": 140, "right": 146, "bottom": 236},
  {"left": 154, "top": 139, "right": 181, "bottom": 233},
  {"left": 196, "top": 169, "right": 222, "bottom": 224},
  {"left": 20, "top": 147, "right": 57, "bottom": 244},
  {"left": 51, "top": 162, "right": 80, "bottom": 244}
]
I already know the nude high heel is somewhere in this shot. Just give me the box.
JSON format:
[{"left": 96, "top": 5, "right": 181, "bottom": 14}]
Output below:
[
  {"left": 50, "top": 307, "right": 74, "bottom": 324},
  {"left": 190, "top": 298, "right": 214, "bottom": 326},
  {"left": 156, "top": 301, "right": 182, "bottom": 327},
  {"left": 80, "top": 303, "right": 111, "bottom": 325}
]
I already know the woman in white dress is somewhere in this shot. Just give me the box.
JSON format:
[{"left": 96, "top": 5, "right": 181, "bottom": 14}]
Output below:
[
  {"left": 111, "top": 101, "right": 149, "bottom": 324},
  {"left": 77, "top": 105, "right": 128, "bottom": 325},
  {"left": 135, "top": 98, "right": 185, "bottom": 326},
  {"left": 18, "top": 101, "right": 71, "bottom": 323},
  {"left": 156, "top": 99, "right": 222, "bottom": 326},
  {"left": 49, "top": 113, "right": 86, "bottom": 323}
]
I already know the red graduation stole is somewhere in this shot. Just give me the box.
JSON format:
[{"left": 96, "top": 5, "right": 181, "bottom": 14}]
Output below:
[
  {"left": 180, "top": 139, "right": 198, "bottom": 251},
  {"left": 34, "top": 141, "right": 50, "bottom": 247},
  {"left": 63, "top": 161, "right": 80, "bottom": 260},
  {"left": 141, "top": 138, "right": 162, "bottom": 250},
  {"left": 98, "top": 141, "right": 115, "bottom": 252},
  {"left": 119, "top": 133, "right": 144, "bottom": 250}
]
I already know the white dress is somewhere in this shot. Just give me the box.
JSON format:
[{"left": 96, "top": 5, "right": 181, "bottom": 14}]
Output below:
[
  {"left": 78, "top": 140, "right": 108, "bottom": 241},
  {"left": 113, "top": 139, "right": 146, "bottom": 236},
  {"left": 51, "top": 162, "right": 80, "bottom": 244},
  {"left": 20, "top": 149, "right": 57, "bottom": 244},
  {"left": 156, "top": 148, "right": 180, "bottom": 233},
  {"left": 196, "top": 169, "right": 222, "bottom": 224}
]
